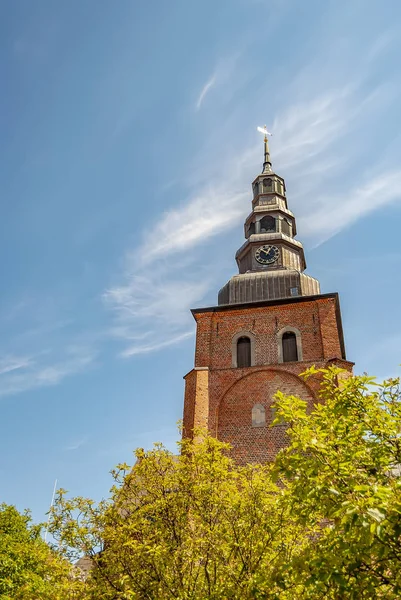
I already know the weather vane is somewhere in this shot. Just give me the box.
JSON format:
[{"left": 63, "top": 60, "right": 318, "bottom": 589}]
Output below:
[{"left": 257, "top": 125, "right": 272, "bottom": 142}]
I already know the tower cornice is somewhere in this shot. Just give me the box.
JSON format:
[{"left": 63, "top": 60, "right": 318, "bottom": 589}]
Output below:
[{"left": 235, "top": 234, "right": 304, "bottom": 259}]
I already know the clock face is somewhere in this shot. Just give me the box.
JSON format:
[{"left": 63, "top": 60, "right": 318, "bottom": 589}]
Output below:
[{"left": 255, "top": 245, "right": 279, "bottom": 265}]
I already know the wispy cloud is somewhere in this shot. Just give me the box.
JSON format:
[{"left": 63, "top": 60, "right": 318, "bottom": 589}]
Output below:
[
  {"left": 267, "top": 80, "right": 401, "bottom": 243},
  {"left": 0, "top": 356, "right": 33, "bottom": 376},
  {"left": 298, "top": 169, "right": 401, "bottom": 243},
  {"left": 0, "top": 347, "right": 96, "bottom": 397},
  {"left": 139, "top": 187, "right": 248, "bottom": 264},
  {"left": 106, "top": 79, "right": 401, "bottom": 357},
  {"left": 194, "top": 52, "right": 244, "bottom": 112},
  {"left": 367, "top": 28, "right": 398, "bottom": 61},
  {"left": 64, "top": 437, "right": 87, "bottom": 451},
  {"left": 271, "top": 86, "right": 354, "bottom": 171},
  {"left": 103, "top": 136, "right": 260, "bottom": 358},
  {"left": 196, "top": 74, "right": 216, "bottom": 110},
  {"left": 105, "top": 27, "right": 401, "bottom": 358},
  {"left": 121, "top": 331, "right": 194, "bottom": 358},
  {"left": 104, "top": 267, "right": 209, "bottom": 357}
]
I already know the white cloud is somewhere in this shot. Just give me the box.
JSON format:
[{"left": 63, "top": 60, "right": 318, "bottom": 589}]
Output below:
[
  {"left": 196, "top": 75, "right": 216, "bottom": 110},
  {"left": 194, "top": 52, "right": 245, "bottom": 112},
  {"left": 0, "top": 347, "right": 96, "bottom": 397},
  {"left": 0, "top": 356, "right": 33, "bottom": 375},
  {"left": 104, "top": 264, "right": 211, "bottom": 357},
  {"left": 271, "top": 86, "right": 354, "bottom": 171},
  {"left": 265, "top": 81, "right": 401, "bottom": 244},
  {"left": 298, "top": 169, "right": 401, "bottom": 242},
  {"left": 121, "top": 330, "right": 194, "bottom": 358},
  {"left": 139, "top": 187, "right": 248, "bottom": 264}
]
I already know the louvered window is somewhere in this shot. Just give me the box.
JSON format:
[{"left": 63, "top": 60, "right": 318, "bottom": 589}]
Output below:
[
  {"left": 260, "top": 215, "right": 276, "bottom": 233},
  {"left": 237, "top": 337, "right": 251, "bottom": 368},
  {"left": 281, "top": 218, "right": 291, "bottom": 236},
  {"left": 282, "top": 332, "right": 298, "bottom": 362}
]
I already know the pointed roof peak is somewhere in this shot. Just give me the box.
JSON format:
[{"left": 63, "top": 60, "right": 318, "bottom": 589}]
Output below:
[{"left": 257, "top": 125, "right": 273, "bottom": 174}]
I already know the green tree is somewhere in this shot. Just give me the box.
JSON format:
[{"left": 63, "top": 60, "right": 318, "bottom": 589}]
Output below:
[
  {"left": 0, "top": 503, "right": 80, "bottom": 599},
  {"left": 49, "top": 368, "right": 401, "bottom": 599},
  {"left": 50, "top": 436, "right": 308, "bottom": 599},
  {"left": 273, "top": 367, "right": 401, "bottom": 598}
]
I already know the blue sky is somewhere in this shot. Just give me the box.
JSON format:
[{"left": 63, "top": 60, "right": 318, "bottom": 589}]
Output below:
[{"left": 1, "top": 0, "right": 401, "bottom": 521}]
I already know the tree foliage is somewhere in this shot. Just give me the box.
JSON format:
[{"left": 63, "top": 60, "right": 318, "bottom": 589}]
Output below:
[
  {"left": 51, "top": 437, "right": 308, "bottom": 599},
  {"left": 49, "top": 368, "right": 401, "bottom": 599},
  {"left": 273, "top": 367, "right": 401, "bottom": 598},
  {"left": 0, "top": 503, "right": 80, "bottom": 599}
]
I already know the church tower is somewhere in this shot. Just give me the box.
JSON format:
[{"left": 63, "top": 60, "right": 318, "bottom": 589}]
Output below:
[{"left": 183, "top": 130, "right": 353, "bottom": 464}]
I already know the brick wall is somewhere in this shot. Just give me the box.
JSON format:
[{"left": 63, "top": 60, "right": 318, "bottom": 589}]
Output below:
[
  {"left": 183, "top": 294, "right": 353, "bottom": 464},
  {"left": 216, "top": 367, "right": 315, "bottom": 463}
]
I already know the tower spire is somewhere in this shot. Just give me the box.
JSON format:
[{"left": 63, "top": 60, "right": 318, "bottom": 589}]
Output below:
[
  {"left": 218, "top": 124, "right": 321, "bottom": 306},
  {"left": 257, "top": 125, "right": 272, "bottom": 174}
]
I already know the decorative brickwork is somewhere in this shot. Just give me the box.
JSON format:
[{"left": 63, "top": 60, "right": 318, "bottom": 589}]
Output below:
[{"left": 217, "top": 368, "right": 315, "bottom": 463}]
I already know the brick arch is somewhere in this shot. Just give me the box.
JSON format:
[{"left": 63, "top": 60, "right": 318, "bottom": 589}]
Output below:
[
  {"left": 215, "top": 367, "right": 317, "bottom": 416},
  {"left": 215, "top": 368, "right": 316, "bottom": 464}
]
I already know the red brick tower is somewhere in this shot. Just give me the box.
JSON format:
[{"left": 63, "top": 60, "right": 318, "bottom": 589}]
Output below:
[{"left": 183, "top": 129, "right": 353, "bottom": 463}]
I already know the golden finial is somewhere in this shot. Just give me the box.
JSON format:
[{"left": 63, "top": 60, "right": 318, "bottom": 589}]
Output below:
[{"left": 257, "top": 125, "right": 272, "bottom": 142}]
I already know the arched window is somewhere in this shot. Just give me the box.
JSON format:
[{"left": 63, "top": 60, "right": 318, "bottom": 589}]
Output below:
[
  {"left": 253, "top": 182, "right": 259, "bottom": 197},
  {"left": 263, "top": 178, "right": 273, "bottom": 190},
  {"left": 252, "top": 404, "right": 266, "bottom": 427},
  {"left": 282, "top": 332, "right": 298, "bottom": 362},
  {"left": 281, "top": 218, "right": 291, "bottom": 236},
  {"left": 232, "top": 331, "right": 255, "bottom": 368},
  {"left": 260, "top": 215, "right": 276, "bottom": 233},
  {"left": 237, "top": 337, "right": 251, "bottom": 368},
  {"left": 248, "top": 221, "right": 256, "bottom": 236}
]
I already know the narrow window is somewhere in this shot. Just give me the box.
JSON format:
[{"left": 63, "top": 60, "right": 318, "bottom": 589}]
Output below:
[
  {"left": 263, "top": 178, "right": 273, "bottom": 190},
  {"left": 260, "top": 215, "right": 276, "bottom": 233},
  {"left": 282, "top": 332, "right": 298, "bottom": 362},
  {"left": 281, "top": 218, "right": 291, "bottom": 236},
  {"left": 253, "top": 182, "right": 259, "bottom": 197},
  {"left": 248, "top": 222, "right": 256, "bottom": 236},
  {"left": 252, "top": 404, "right": 266, "bottom": 427},
  {"left": 237, "top": 336, "right": 251, "bottom": 368}
]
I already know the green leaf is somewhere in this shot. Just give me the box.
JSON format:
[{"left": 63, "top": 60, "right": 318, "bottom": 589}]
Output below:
[{"left": 366, "top": 508, "right": 385, "bottom": 522}]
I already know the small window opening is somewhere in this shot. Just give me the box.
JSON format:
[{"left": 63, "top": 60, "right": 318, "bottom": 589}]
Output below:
[
  {"left": 260, "top": 215, "right": 276, "bottom": 233},
  {"left": 248, "top": 222, "right": 256, "bottom": 236},
  {"left": 253, "top": 182, "right": 259, "bottom": 197},
  {"left": 237, "top": 336, "right": 251, "bottom": 368},
  {"left": 263, "top": 178, "right": 273, "bottom": 190},
  {"left": 290, "top": 287, "right": 299, "bottom": 297},
  {"left": 252, "top": 404, "right": 266, "bottom": 427},
  {"left": 282, "top": 332, "right": 298, "bottom": 362}
]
